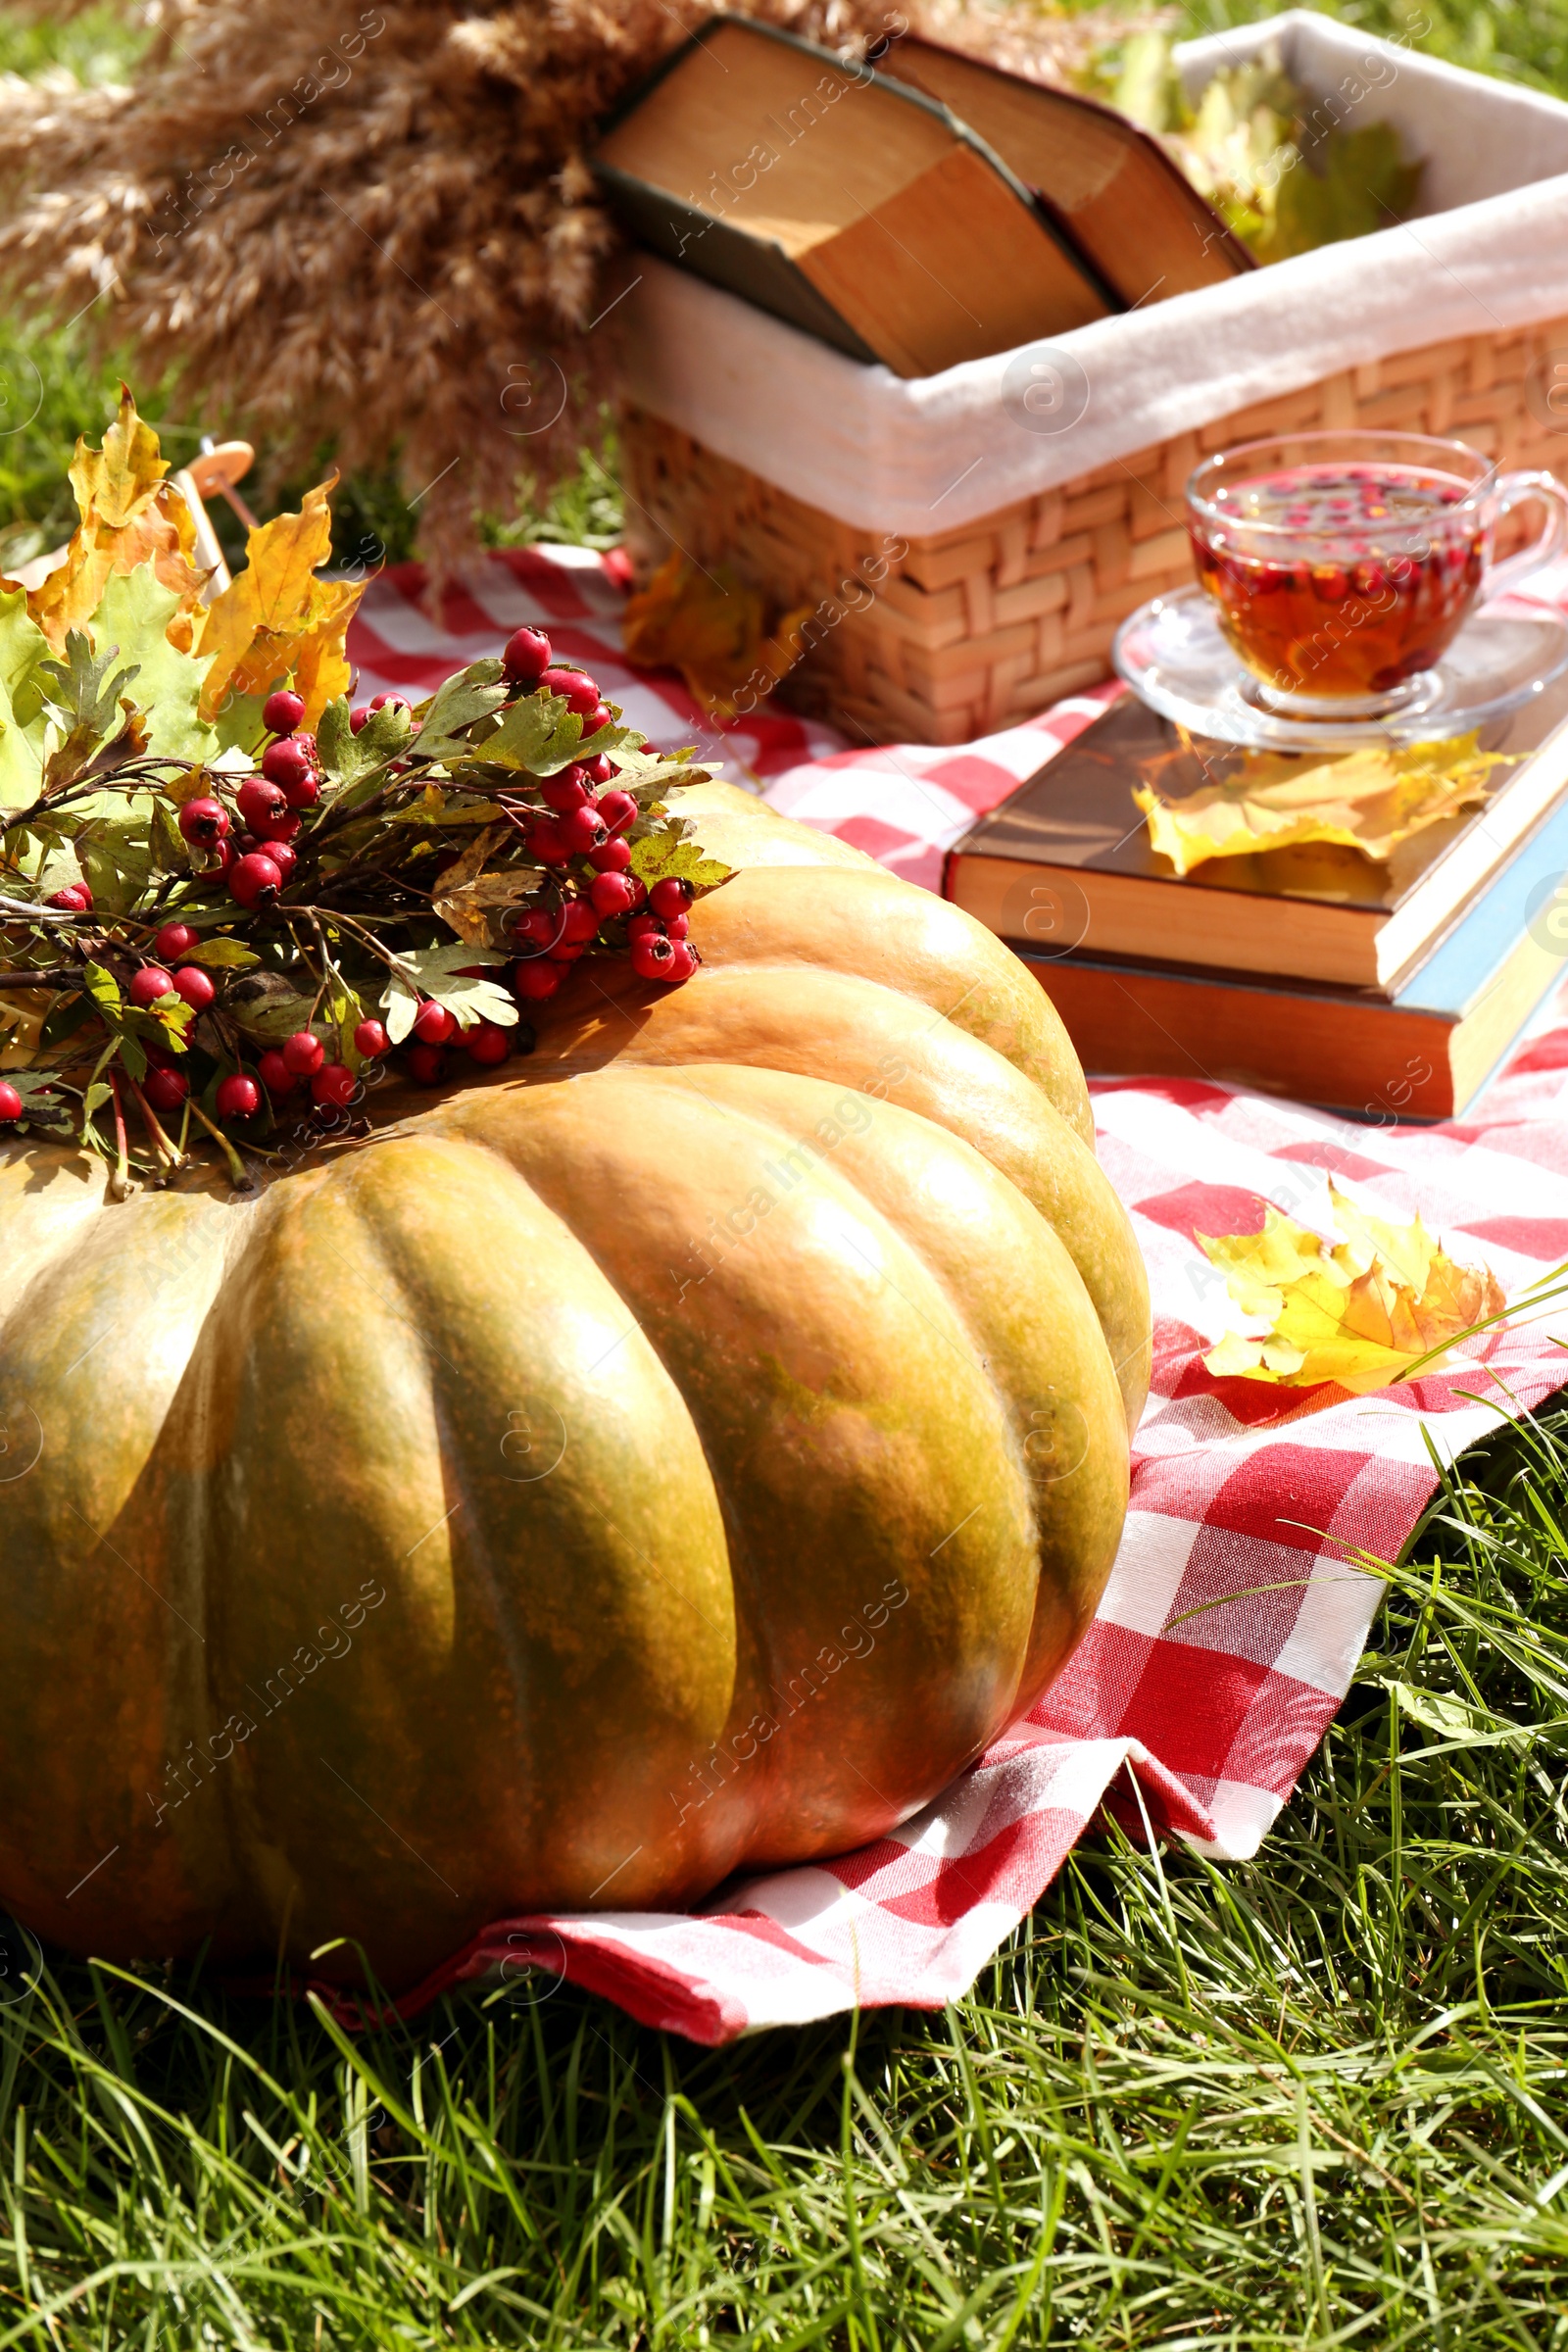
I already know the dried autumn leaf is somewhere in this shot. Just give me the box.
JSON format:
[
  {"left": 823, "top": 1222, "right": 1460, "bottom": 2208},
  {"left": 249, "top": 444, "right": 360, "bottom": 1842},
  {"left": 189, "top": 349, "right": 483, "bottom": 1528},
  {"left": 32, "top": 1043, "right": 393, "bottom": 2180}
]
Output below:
[
  {"left": 621, "top": 552, "right": 811, "bottom": 718},
  {"left": 24, "top": 386, "right": 210, "bottom": 656},
  {"left": 1199, "top": 1181, "right": 1504, "bottom": 1392},
  {"left": 1135, "top": 734, "right": 1512, "bottom": 878},
  {"left": 195, "top": 477, "right": 364, "bottom": 727}
]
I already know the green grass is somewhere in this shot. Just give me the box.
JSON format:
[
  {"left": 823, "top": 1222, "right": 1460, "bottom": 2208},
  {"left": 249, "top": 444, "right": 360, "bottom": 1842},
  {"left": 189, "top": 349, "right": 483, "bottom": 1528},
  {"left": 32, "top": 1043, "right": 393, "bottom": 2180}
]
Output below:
[
  {"left": 4, "top": 1399, "right": 1568, "bottom": 2346},
  {"left": 4, "top": 3, "right": 1568, "bottom": 2343}
]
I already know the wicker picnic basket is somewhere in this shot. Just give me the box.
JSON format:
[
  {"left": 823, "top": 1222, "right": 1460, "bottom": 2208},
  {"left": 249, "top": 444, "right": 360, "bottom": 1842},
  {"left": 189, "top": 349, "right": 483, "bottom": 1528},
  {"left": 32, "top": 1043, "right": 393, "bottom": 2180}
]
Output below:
[
  {"left": 614, "top": 10, "right": 1568, "bottom": 745},
  {"left": 620, "top": 318, "right": 1568, "bottom": 747}
]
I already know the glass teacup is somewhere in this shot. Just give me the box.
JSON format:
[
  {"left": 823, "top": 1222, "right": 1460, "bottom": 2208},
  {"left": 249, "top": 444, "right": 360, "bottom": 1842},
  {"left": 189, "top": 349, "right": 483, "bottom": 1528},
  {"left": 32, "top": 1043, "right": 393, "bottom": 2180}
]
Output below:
[{"left": 1187, "top": 429, "right": 1568, "bottom": 719}]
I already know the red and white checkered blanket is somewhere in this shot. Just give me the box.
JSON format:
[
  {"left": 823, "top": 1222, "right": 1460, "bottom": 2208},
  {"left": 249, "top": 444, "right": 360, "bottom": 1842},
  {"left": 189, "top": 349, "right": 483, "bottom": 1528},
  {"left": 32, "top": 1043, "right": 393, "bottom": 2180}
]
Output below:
[{"left": 341, "top": 549, "right": 1568, "bottom": 2042}]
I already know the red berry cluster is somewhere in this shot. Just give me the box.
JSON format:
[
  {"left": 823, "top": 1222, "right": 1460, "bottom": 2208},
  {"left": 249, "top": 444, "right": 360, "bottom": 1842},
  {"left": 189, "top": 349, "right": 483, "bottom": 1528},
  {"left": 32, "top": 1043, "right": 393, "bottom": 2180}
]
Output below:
[
  {"left": 173, "top": 685, "right": 326, "bottom": 910},
  {"left": 1, "top": 625, "right": 723, "bottom": 1158}
]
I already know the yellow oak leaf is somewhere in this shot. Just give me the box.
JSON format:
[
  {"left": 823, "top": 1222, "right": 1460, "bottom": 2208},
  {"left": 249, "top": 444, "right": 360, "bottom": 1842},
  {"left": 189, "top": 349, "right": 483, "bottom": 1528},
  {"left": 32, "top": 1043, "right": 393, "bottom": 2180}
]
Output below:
[
  {"left": 1136, "top": 734, "right": 1512, "bottom": 878},
  {"left": 1198, "top": 1181, "right": 1504, "bottom": 1393},
  {"left": 622, "top": 551, "right": 811, "bottom": 717},
  {"left": 196, "top": 478, "right": 365, "bottom": 724}
]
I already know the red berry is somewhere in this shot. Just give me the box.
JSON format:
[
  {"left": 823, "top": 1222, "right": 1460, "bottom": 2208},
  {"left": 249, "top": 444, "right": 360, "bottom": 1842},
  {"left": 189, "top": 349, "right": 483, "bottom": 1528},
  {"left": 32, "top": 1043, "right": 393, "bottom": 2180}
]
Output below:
[
  {"left": 664, "top": 910, "right": 689, "bottom": 940},
  {"left": 540, "top": 767, "right": 589, "bottom": 813},
  {"left": 464, "top": 1019, "right": 511, "bottom": 1065},
  {"left": 262, "top": 688, "right": 306, "bottom": 735},
  {"left": 0, "top": 1081, "right": 22, "bottom": 1122},
  {"left": 312, "top": 1062, "right": 356, "bottom": 1107},
  {"left": 582, "top": 754, "right": 614, "bottom": 786},
  {"left": 511, "top": 906, "right": 563, "bottom": 954},
  {"left": 229, "top": 852, "right": 283, "bottom": 907},
  {"left": 172, "top": 964, "right": 216, "bottom": 1011},
  {"left": 549, "top": 941, "right": 588, "bottom": 964},
  {"left": 354, "top": 1017, "right": 389, "bottom": 1058},
  {"left": 368, "top": 692, "right": 411, "bottom": 718},
  {"left": 589, "top": 870, "right": 644, "bottom": 919},
  {"left": 589, "top": 837, "right": 632, "bottom": 874},
  {"left": 630, "top": 932, "right": 677, "bottom": 981},
  {"left": 258, "top": 1050, "right": 295, "bottom": 1097},
  {"left": 46, "top": 883, "right": 90, "bottom": 911},
  {"left": 216, "top": 1073, "right": 261, "bottom": 1119},
  {"left": 154, "top": 921, "right": 199, "bottom": 961},
  {"left": 142, "top": 1064, "right": 189, "bottom": 1113},
  {"left": 262, "top": 734, "right": 318, "bottom": 805},
  {"left": 561, "top": 802, "right": 608, "bottom": 856},
  {"left": 237, "top": 776, "right": 289, "bottom": 832},
  {"left": 128, "top": 965, "right": 176, "bottom": 1007},
  {"left": 582, "top": 703, "right": 614, "bottom": 736},
  {"left": 281, "top": 1030, "right": 324, "bottom": 1077},
  {"left": 513, "top": 959, "right": 562, "bottom": 1002},
  {"left": 539, "top": 666, "right": 600, "bottom": 717},
  {"left": 413, "top": 1000, "right": 457, "bottom": 1046},
  {"left": 180, "top": 798, "right": 229, "bottom": 848},
  {"left": 407, "top": 1043, "right": 447, "bottom": 1085},
  {"left": 502, "top": 626, "right": 553, "bottom": 686},
  {"left": 263, "top": 840, "right": 297, "bottom": 884},
  {"left": 649, "top": 876, "right": 694, "bottom": 920},
  {"left": 204, "top": 840, "right": 234, "bottom": 876},
  {"left": 664, "top": 941, "right": 698, "bottom": 983},
  {"left": 350, "top": 703, "right": 372, "bottom": 733},
  {"left": 560, "top": 896, "right": 600, "bottom": 942},
  {"left": 625, "top": 911, "right": 663, "bottom": 944},
  {"left": 526, "top": 820, "right": 570, "bottom": 868},
  {"left": 251, "top": 806, "right": 300, "bottom": 846},
  {"left": 596, "top": 789, "right": 638, "bottom": 836}
]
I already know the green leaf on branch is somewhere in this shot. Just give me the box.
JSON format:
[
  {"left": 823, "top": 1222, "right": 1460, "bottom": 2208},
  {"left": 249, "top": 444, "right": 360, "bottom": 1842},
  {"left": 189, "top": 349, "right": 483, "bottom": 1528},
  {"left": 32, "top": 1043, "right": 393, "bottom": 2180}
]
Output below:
[
  {"left": 36, "top": 627, "right": 138, "bottom": 737},
  {"left": 78, "top": 805, "right": 156, "bottom": 914},
  {"left": 37, "top": 992, "right": 93, "bottom": 1053},
  {"left": 317, "top": 695, "right": 415, "bottom": 806},
  {"left": 228, "top": 986, "right": 318, "bottom": 1042},
  {"left": 628, "top": 828, "right": 733, "bottom": 894},
  {"left": 183, "top": 937, "right": 262, "bottom": 970},
  {"left": 382, "top": 940, "right": 516, "bottom": 1038},
  {"left": 0, "top": 1065, "right": 74, "bottom": 1133},
  {"left": 415, "top": 660, "right": 509, "bottom": 758},
  {"left": 149, "top": 796, "right": 203, "bottom": 876},
  {"left": 466, "top": 690, "right": 592, "bottom": 777},
  {"left": 89, "top": 569, "right": 217, "bottom": 763},
  {"left": 81, "top": 961, "right": 122, "bottom": 1017}
]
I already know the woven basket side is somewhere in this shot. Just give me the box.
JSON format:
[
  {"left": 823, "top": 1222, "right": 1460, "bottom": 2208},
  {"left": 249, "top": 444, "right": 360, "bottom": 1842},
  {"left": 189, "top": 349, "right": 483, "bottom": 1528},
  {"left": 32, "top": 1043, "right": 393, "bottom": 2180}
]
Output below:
[{"left": 621, "top": 313, "right": 1568, "bottom": 745}]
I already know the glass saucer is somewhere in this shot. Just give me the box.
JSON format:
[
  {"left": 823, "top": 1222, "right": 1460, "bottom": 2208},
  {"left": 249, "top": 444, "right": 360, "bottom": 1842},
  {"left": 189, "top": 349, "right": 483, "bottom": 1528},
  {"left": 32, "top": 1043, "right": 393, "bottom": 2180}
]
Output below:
[{"left": 1112, "top": 585, "right": 1568, "bottom": 750}]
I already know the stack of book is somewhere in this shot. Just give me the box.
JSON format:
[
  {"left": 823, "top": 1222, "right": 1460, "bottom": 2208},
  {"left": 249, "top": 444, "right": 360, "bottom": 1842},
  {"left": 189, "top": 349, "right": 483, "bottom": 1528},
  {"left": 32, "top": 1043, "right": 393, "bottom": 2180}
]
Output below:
[
  {"left": 941, "top": 686, "right": 1568, "bottom": 1118},
  {"left": 592, "top": 18, "right": 1250, "bottom": 376}
]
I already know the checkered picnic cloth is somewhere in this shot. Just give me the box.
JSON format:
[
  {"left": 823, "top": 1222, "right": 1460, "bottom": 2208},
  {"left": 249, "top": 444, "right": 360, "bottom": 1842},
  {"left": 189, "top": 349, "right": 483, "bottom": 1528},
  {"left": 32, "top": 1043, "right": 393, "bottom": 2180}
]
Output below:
[{"left": 340, "top": 548, "right": 1568, "bottom": 2043}]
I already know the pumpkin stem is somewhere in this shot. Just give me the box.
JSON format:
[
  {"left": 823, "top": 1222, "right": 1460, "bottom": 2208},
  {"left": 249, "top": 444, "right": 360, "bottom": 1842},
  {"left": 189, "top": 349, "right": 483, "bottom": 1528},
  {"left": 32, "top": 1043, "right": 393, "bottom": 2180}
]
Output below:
[
  {"left": 186, "top": 1096, "right": 255, "bottom": 1193},
  {"left": 106, "top": 1070, "right": 134, "bottom": 1201}
]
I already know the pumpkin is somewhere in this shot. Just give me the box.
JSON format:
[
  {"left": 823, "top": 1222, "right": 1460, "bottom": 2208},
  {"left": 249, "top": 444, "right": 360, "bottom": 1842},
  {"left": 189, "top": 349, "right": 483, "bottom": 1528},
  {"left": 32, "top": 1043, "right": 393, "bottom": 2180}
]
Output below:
[{"left": 0, "top": 785, "right": 1150, "bottom": 1986}]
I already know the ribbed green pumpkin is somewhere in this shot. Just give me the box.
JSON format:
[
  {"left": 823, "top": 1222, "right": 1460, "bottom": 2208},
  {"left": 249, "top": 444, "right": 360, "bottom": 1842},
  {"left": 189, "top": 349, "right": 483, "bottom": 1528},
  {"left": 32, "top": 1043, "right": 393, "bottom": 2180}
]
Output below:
[{"left": 0, "top": 785, "right": 1149, "bottom": 1985}]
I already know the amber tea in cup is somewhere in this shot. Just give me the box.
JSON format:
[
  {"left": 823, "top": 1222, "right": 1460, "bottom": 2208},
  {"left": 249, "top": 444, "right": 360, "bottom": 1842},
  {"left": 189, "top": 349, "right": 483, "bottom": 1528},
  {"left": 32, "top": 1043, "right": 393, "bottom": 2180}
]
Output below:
[{"left": 1187, "top": 431, "right": 1568, "bottom": 718}]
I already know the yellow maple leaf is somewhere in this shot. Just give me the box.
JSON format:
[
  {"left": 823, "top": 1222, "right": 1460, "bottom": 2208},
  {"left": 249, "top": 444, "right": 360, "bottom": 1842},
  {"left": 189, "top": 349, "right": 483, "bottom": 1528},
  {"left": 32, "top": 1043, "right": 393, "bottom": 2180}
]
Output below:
[
  {"left": 621, "top": 551, "right": 810, "bottom": 717},
  {"left": 24, "top": 385, "right": 210, "bottom": 654},
  {"left": 195, "top": 478, "right": 365, "bottom": 726},
  {"left": 1198, "top": 1181, "right": 1505, "bottom": 1393},
  {"left": 1135, "top": 734, "right": 1512, "bottom": 878}
]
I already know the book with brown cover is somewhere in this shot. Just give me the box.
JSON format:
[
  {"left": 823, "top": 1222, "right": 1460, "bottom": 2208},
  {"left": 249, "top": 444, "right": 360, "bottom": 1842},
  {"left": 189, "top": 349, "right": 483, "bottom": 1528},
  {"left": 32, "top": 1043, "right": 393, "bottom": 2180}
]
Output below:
[
  {"left": 875, "top": 32, "right": 1253, "bottom": 307},
  {"left": 942, "top": 683, "right": 1568, "bottom": 991},
  {"left": 591, "top": 16, "right": 1115, "bottom": 377}
]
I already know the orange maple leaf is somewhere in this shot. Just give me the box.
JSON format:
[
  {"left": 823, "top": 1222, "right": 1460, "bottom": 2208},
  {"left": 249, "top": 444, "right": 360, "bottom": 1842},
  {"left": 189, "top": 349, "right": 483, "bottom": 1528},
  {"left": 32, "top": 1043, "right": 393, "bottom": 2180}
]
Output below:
[
  {"left": 195, "top": 477, "right": 363, "bottom": 726},
  {"left": 1198, "top": 1182, "right": 1505, "bottom": 1393}
]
